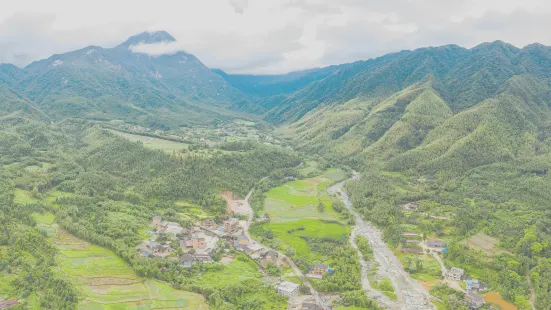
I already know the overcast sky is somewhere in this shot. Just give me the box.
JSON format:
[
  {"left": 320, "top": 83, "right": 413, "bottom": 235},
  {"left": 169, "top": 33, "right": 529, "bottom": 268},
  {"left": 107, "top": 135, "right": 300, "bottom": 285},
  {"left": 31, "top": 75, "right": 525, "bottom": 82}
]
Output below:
[{"left": 1, "top": 0, "right": 550, "bottom": 74}]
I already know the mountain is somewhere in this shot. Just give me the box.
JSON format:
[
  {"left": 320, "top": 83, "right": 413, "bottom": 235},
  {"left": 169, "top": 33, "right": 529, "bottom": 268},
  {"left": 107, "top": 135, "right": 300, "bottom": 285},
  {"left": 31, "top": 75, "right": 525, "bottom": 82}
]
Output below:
[
  {"left": 4, "top": 31, "right": 253, "bottom": 128},
  {"left": 277, "top": 42, "right": 551, "bottom": 177},
  {"left": 265, "top": 42, "right": 551, "bottom": 124},
  {"left": 0, "top": 64, "right": 25, "bottom": 87}
]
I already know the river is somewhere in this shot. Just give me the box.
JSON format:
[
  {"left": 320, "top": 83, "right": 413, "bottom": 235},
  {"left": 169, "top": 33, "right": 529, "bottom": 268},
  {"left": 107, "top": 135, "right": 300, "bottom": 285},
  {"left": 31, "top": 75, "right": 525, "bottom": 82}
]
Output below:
[{"left": 328, "top": 173, "right": 435, "bottom": 310}]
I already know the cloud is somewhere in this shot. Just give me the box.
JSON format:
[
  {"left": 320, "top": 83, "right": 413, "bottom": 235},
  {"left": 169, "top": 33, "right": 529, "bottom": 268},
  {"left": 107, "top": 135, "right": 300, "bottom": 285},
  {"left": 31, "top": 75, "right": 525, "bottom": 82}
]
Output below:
[
  {"left": 1, "top": 0, "right": 551, "bottom": 73},
  {"left": 229, "top": 0, "right": 249, "bottom": 14}
]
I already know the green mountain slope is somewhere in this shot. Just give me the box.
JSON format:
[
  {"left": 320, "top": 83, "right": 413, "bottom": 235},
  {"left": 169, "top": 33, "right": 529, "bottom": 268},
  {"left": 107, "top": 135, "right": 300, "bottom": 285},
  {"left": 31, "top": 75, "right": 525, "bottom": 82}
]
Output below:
[{"left": 6, "top": 31, "right": 253, "bottom": 128}]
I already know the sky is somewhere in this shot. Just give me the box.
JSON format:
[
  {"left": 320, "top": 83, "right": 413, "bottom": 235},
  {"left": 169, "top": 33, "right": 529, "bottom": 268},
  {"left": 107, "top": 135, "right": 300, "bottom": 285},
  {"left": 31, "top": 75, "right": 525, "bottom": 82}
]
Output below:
[{"left": 1, "top": 0, "right": 551, "bottom": 74}]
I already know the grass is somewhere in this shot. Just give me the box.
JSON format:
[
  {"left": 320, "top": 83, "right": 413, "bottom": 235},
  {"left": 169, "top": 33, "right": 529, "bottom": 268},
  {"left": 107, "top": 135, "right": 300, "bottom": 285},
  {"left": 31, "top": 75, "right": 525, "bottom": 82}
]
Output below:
[
  {"left": 189, "top": 257, "right": 286, "bottom": 309},
  {"left": 321, "top": 168, "right": 347, "bottom": 182},
  {"left": 13, "top": 189, "right": 40, "bottom": 205},
  {"left": 261, "top": 219, "right": 349, "bottom": 258},
  {"left": 108, "top": 129, "right": 189, "bottom": 153},
  {"left": 33, "top": 214, "right": 207, "bottom": 309}
]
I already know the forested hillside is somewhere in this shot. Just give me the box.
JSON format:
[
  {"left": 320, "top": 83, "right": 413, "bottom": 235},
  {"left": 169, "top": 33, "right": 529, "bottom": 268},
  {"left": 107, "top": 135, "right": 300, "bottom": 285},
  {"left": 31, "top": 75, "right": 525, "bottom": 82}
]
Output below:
[{"left": 276, "top": 43, "right": 551, "bottom": 309}]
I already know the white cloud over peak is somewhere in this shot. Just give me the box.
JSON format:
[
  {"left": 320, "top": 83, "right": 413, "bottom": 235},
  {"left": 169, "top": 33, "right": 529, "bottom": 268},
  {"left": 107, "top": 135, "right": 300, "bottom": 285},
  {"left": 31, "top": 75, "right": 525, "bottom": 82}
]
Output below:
[{"left": 1, "top": 0, "right": 551, "bottom": 73}]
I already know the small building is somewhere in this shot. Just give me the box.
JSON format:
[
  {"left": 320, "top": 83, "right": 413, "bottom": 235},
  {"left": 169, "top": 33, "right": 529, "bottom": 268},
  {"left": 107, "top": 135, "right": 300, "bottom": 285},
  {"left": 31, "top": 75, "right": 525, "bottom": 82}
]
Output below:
[
  {"left": 401, "top": 203, "right": 418, "bottom": 211},
  {"left": 402, "top": 248, "right": 423, "bottom": 254},
  {"left": 164, "top": 222, "right": 184, "bottom": 235},
  {"left": 224, "top": 218, "right": 240, "bottom": 233},
  {"left": 427, "top": 240, "right": 446, "bottom": 248},
  {"left": 446, "top": 267, "right": 465, "bottom": 281},
  {"left": 263, "top": 250, "right": 278, "bottom": 264},
  {"left": 151, "top": 216, "right": 162, "bottom": 226},
  {"left": 402, "top": 232, "right": 420, "bottom": 237},
  {"left": 277, "top": 281, "right": 300, "bottom": 297},
  {"left": 146, "top": 241, "right": 160, "bottom": 252},
  {"left": 180, "top": 253, "right": 212, "bottom": 268},
  {"left": 465, "top": 279, "right": 487, "bottom": 291},
  {"left": 405, "top": 239, "right": 420, "bottom": 244},
  {"left": 201, "top": 219, "right": 217, "bottom": 230},
  {"left": 311, "top": 264, "right": 331, "bottom": 275},
  {"left": 465, "top": 292, "right": 485, "bottom": 309}
]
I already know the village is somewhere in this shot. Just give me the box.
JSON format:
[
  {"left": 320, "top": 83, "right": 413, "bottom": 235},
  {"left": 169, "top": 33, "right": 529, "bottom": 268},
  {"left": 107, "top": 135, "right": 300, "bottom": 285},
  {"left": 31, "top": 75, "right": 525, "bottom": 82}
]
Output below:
[
  {"left": 139, "top": 210, "right": 333, "bottom": 310},
  {"left": 399, "top": 202, "right": 490, "bottom": 310}
]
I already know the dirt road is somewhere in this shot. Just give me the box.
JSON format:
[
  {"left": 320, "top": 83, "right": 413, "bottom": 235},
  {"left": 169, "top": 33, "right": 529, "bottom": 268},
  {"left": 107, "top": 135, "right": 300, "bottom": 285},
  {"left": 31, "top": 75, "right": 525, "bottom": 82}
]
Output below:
[{"left": 328, "top": 174, "right": 435, "bottom": 310}]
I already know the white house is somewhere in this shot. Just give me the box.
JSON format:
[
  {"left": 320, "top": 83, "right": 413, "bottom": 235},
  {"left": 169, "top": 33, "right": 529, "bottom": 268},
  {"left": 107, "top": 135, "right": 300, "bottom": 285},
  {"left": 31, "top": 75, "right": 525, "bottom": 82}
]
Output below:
[{"left": 277, "top": 281, "right": 300, "bottom": 297}]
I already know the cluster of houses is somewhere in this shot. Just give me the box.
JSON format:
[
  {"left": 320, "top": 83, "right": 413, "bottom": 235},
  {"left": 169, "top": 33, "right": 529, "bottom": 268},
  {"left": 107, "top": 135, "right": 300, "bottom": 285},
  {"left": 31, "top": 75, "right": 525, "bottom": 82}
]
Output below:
[
  {"left": 142, "top": 215, "right": 274, "bottom": 268},
  {"left": 445, "top": 267, "right": 488, "bottom": 309}
]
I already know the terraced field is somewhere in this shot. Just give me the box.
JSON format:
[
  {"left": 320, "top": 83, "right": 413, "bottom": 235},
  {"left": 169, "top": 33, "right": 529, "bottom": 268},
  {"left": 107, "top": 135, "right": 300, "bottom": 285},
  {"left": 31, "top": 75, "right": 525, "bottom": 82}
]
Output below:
[{"left": 34, "top": 214, "right": 208, "bottom": 310}]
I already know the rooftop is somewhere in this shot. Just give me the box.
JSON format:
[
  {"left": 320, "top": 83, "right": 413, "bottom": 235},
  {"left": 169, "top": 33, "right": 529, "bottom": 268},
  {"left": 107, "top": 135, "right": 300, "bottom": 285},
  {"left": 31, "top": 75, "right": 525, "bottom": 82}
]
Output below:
[{"left": 278, "top": 281, "right": 299, "bottom": 292}]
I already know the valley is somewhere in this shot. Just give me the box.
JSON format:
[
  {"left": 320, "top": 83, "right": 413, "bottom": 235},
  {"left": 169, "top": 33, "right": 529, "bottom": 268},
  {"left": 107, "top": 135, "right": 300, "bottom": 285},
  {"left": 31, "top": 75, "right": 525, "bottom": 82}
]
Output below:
[{"left": 1, "top": 29, "right": 551, "bottom": 310}]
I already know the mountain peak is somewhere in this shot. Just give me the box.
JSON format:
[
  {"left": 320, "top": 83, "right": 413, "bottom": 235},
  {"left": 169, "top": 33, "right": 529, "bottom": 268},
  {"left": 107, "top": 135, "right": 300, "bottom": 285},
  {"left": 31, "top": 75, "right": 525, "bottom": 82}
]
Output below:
[{"left": 117, "top": 31, "right": 176, "bottom": 48}]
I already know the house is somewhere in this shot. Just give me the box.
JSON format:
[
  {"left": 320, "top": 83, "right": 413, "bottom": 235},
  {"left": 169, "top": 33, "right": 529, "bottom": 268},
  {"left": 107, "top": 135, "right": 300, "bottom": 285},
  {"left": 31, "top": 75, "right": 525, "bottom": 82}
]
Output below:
[
  {"left": 263, "top": 250, "right": 278, "bottom": 264},
  {"left": 445, "top": 267, "right": 465, "bottom": 281},
  {"left": 223, "top": 218, "right": 240, "bottom": 233},
  {"left": 406, "top": 240, "right": 420, "bottom": 244},
  {"left": 234, "top": 234, "right": 249, "bottom": 247},
  {"left": 180, "top": 253, "right": 212, "bottom": 268},
  {"left": 163, "top": 222, "right": 184, "bottom": 235},
  {"left": 401, "top": 203, "right": 418, "bottom": 211},
  {"left": 180, "top": 232, "right": 206, "bottom": 250},
  {"left": 402, "top": 248, "right": 423, "bottom": 254},
  {"left": 427, "top": 240, "right": 446, "bottom": 248},
  {"left": 465, "top": 279, "right": 487, "bottom": 292},
  {"left": 402, "top": 232, "right": 420, "bottom": 237},
  {"left": 277, "top": 281, "right": 300, "bottom": 297},
  {"left": 151, "top": 216, "right": 162, "bottom": 226},
  {"left": 201, "top": 219, "right": 217, "bottom": 229},
  {"left": 146, "top": 241, "right": 160, "bottom": 252},
  {"left": 465, "top": 292, "right": 485, "bottom": 309},
  {"left": 311, "top": 264, "right": 331, "bottom": 275}
]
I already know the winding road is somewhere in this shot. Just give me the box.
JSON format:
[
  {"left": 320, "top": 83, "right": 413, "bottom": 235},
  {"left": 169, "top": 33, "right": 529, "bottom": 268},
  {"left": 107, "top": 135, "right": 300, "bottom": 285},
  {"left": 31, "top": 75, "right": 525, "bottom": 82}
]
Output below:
[{"left": 328, "top": 173, "right": 435, "bottom": 310}]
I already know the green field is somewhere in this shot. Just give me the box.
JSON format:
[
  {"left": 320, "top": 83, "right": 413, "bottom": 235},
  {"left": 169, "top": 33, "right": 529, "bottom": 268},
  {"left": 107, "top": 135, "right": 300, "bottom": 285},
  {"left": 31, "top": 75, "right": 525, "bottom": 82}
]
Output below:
[
  {"left": 33, "top": 215, "right": 207, "bottom": 309},
  {"left": 263, "top": 175, "right": 342, "bottom": 223},
  {"left": 257, "top": 171, "right": 350, "bottom": 261},
  {"left": 109, "top": 129, "right": 189, "bottom": 153},
  {"left": 262, "top": 219, "right": 349, "bottom": 258}
]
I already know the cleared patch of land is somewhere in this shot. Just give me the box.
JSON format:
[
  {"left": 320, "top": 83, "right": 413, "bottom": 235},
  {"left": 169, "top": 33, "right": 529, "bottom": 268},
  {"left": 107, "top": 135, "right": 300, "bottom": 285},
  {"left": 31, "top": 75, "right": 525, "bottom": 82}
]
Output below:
[
  {"left": 461, "top": 233, "right": 509, "bottom": 257},
  {"left": 484, "top": 291, "right": 517, "bottom": 310}
]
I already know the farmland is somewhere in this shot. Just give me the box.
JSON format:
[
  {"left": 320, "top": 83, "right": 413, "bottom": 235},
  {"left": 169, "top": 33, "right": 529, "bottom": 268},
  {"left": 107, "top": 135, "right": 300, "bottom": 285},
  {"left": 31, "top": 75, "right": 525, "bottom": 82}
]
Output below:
[{"left": 263, "top": 174, "right": 344, "bottom": 223}]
